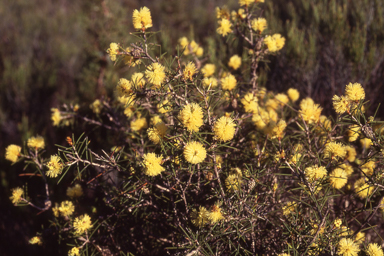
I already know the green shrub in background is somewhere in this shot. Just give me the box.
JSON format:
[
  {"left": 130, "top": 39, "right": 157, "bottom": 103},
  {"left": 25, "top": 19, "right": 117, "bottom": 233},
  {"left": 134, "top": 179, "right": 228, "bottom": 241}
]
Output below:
[{"left": 4, "top": 0, "right": 384, "bottom": 255}]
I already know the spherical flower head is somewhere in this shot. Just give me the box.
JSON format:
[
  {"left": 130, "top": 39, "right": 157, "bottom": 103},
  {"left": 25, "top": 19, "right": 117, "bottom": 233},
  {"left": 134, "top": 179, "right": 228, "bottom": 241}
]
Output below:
[
  {"left": 179, "top": 37, "right": 189, "bottom": 54},
  {"left": 239, "top": 0, "right": 253, "bottom": 6},
  {"left": 51, "top": 108, "right": 62, "bottom": 126},
  {"left": 5, "top": 144, "right": 21, "bottom": 163},
  {"left": 203, "top": 77, "right": 218, "bottom": 88},
  {"left": 337, "top": 238, "right": 360, "bottom": 256},
  {"left": 228, "top": 55, "right": 242, "bottom": 70},
  {"left": 147, "top": 122, "right": 167, "bottom": 144},
  {"left": 106, "top": 43, "right": 119, "bottom": 61},
  {"left": 334, "top": 218, "right": 342, "bottom": 228},
  {"left": 29, "top": 236, "right": 42, "bottom": 245},
  {"left": 225, "top": 173, "right": 242, "bottom": 192},
  {"left": 130, "top": 116, "right": 148, "bottom": 132},
  {"left": 304, "top": 165, "right": 327, "bottom": 182},
  {"left": 283, "top": 201, "right": 296, "bottom": 216},
  {"left": 116, "top": 78, "right": 132, "bottom": 97},
  {"left": 264, "top": 34, "right": 285, "bottom": 52},
  {"left": 345, "top": 82, "right": 365, "bottom": 101},
  {"left": 67, "top": 184, "right": 83, "bottom": 198},
  {"left": 329, "top": 168, "right": 348, "bottom": 189},
  {"left": 142, "top": 153, "right": 165, "bottom": 176},
  {"left": 209, "top": 204, "right": 224, "bottom": 224},
  {"left": 360, "top": 138, "right": 372, "bottom": 150},
  {"left": 46, "top": 155, "right": 64, "bottom": 178},
  {"left": 145, "top": 63, "right": 166, "bottom": 88},
  {"left": 10, "top": 187, "right": 23, "bottom": 204},
  {"left": 287, "top": 88, "right": 300, "bottom": 102},
  {"left": 196, "top": 47, "right": 204, "bottom": 57},
  {"left": 324, "top": 142, "right": 347, "bottom": 160},
  {"left": 131, "top": 72, "right": 145, "bottom": 88},
  {"left": 201, "top": 64, "right": 216, "bottom": 77},
  {"left": 366, "top": 243, "right": 384, "bottom": 256},
  {"left": 275, "top": 93, "right": 289, "bottom": 106},
  {"left": 231, "top": 8, "right": 246, "bottom": 22},
  {"left": 251, "top": 18, "right": 267, "bottom": 33},
  {"left": 299, "top": 98, "right": 322, "bottom": 124},
  {"left": 190, "top": 206, "right": 210, "bottom": 227},
  {"left": 90, "top": 99, "right": 102, "bottom": 115},
  {"left": 345, "top": 146, "right": 357, "bottom": 163},
  {"left": 217, "top": 19, "right": 232, "bottom": 37},
  {"left": 68, "top": 247, "right": 80, "bottom": 256},
  {"left": 221, "top": 74, "right": 237, "bottom": 91},
  {"left": 241, "top": 92, "right": 259, "bottom": 113},
  {"left": 354, "top": 178, "right": 374, "bottom": 199},
  {"left": 73, "top": 214, "right": 92, "bottom": 234},
  {"left": 270, "top": 120, "right": 287, "bottom": 139},
  {"left": 59, "top": 200, "right": 75, "bottom": 217},
  {"left": 213, "top": 116, "right": 236, "bottom": 142},
  {"left": 347, "top": 125, "right": 360, "bottom": 142},
  {"left": 52, "top": 203, "right": 60, "bottom": 217},
  {"left": 332, "top": 95, "right": 350, "bottom": 114},
  {"left": 27, "top": 136, "right": 45, "bottom": 150},
  {"left": 355, "top": 232, "right": 365, "bottom": 244},
  {"left": 179, "top": 103, "right": 204, "bottom": 132},
  {"left": 183, "top": 62, "right": 197, "bottom": 80},
  {"left": 361, "top": 160, "right": 376, "bottom": 176},
  {"left": 184, "top": 141, "right": 207, "bottom": 164},
  {"left": 216, "top": 6, "right": 230, "bottom": 19},
  {"left": 340, "top": 163, "right": 354, "bottom": 177},
  {"left": 132, "top": 6, "right": 152, "bottom": 30}
]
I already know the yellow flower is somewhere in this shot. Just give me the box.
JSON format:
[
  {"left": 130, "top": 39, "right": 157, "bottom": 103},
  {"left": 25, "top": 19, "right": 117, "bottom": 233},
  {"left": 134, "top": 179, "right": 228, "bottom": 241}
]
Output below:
[
  {"left": 366, "top": 243, "right": 383, "bottom": 256},
  {"left": 231, "top": 9, "right": 246, "bottom": 21},
  {"left": 73, "top": 214, "right": 92, "bottom": 234},
  {"left": 106, "top": 42, "right": 119, "bottom": 61},
  {"left": 68, "top": 247, "right": 80, "bottom": 256},
  {"left": 299, "top": 98, "right": 322, "bottom": 124},
  {"left": 221, "top": 74, "right": 237, "bottom": 90},
  {"left": 332, "top": 95, "right": 350, "bottom": 114},
  {"left": 203, "top": 77, "right": 218, "bottom": 88},
  {"left": 130, "top": 116, "right": 148, "bottom": 132},
  {"left": 201, "top": 64, "right": 216, "bottom": 77},
  {"left": 360, "top": 138, "right": 372, "bottom": 150},
  {"left": 329, "top": 168, "right": 348, "bottom": 189},
  {"left": 67, "top": 184, "right": 83, "bottom": 198},
  {"left": 340, "top": 163, "right": 354, "bottom": 177},
  {"left": 324, "top": 142, "right": 346, "bottom": 160},
  {"left": 157, "top": 99, "right": 172, "bottom": 114},
  {"left": 10, "top": 187, "right": 23, "bottom": 204},
  {"left": 361, "top": 160, "right": 375, "bottom": 176},
  {"left": 179, "top": 103, "right": 204, "bottom": 132},
  {"left": 123, "top": 47, "right": 141, "bottom": 67},
  {"left": 209, "top": 204, "right": 224, "bottom": 224},
  {"left": 5, "top": 144, "right": 21, "bottom": 163},
  {"left": 278, "top": 254, "right": 290, "bottom": 256},
  {"left": 354, "top": 232, "right": 365, "bottom": 244},
  {"left": 251, "top": 18, "right": 267, "bottom": 33},
  {"left": 52, "top": 203, "right": 60, "bottom": 217},
  {"left": 334, "top": 218, "right": 342, "bottom": 228},
  {"left": 275, "top": 93, "right": 289, "bottom": 106},
  {"left": 282, "top": 201, "right": 296, "bottom": 216},
  {"left": 29, "top": 236, "right": 42, "bottom": 245},
  {"left": 269, "top": 120, "right": 286, "bottom": 139},
  {"left": 184, "top": 141, "right": 207, "bottom": 164},
  {"left": 142, "top": 153, "right": 165, "bottom": 176},
  {"left": 345, "top": 83, "right": 365, "bottom": 101},
  {"left": 190, "top": 206, "right": 210, "bottom": 227},
  {"left": 216, "top": 6, "right": 230, "bottom": 20},
  {"left": 27, "top": 136, "right": 45, "bottom": 150},
  {"left": 46, "top": 155, "right": 64, "bottom": 178},
  {"left": 132, "top": 7, "right": 152, "bottom": 30},
  {"left": 304, "top": 165, "right": 327, "bottom": 182},
  {"left": 228, "top": 55, "right": 242, "bottom": 70},
  {"left": 287, "top": 88, "right": 300, "bottom": 102},
  {"left": 131, "top": 72, "right": 145, "bottom": 88},
  {"left": 225, "top": 173, "right": 242, "bottom": 192},
  {"left": 217, "top": 19, "right": 232, "bottom": 36},
  {"left": 239, "top": 0, "right": 253, "bottom": 6},
  {"left": 51, "top": 108, "right": 62, "bottom": 126},
  {"left": 147, "top": 122, "right": 167, "bottom": 144},
  {"left": 337, "top": 238, "right": 360, "bottom": 256},
  {"left": 183, "top": 62, "right": 197, "bottom": 80},
  {"left": 90, "top": 99, "right": 102, "bottom": 114},
  {"left": 347, "top": 125, "right": 360, "bottom": 142},
  {"left": 145, "top": 63, "right": 166, "bottom": 88},
  {"left": 116, "top": 78, "right": 133, "bottom": 98},
  {"left": 213, "top": 116, "right": 236, "bottom": 142},
  {"left": 264, "top": 34, "right": 285, "bottom": 52},
  {"left": 151, "top": 115, "right": 163, "bottom": 125},
  {"left": 196, "top": 47, "right": 204, "bottom": 57},
  {"left": 355, "top": 178, "right": 374, "bottom": 199},
  {"left": 59, "top": 201, "right": 75, "bottom": 217},
  {"left": 178, "top": 37, "right": 189, "bottom": 54},
  {"left": 241, "top": 92, "right": 259, "bottom": 113}
]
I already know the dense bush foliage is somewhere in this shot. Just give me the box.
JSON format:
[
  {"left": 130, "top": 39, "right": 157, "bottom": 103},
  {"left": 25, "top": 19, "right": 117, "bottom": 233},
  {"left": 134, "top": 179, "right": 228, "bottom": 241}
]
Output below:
[{"left": 2, "top": 0, "right": 384, "bottom": 255}]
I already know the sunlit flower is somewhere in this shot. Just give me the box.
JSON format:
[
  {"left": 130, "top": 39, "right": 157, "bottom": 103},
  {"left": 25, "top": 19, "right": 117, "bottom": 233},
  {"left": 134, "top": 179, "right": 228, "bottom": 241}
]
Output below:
[
  {"left": 354, "top": 232, "right": 365, "bottom": 244},
  {"left": 239, "top": 0, "right": 254, "bottom": 6},
  {"left": 329, "top": 168, "right": 348, "bottom": 189},
  {"left": 179, "top": 103, "right": 204, "bottom": 132},
  {"left": 269, "top": 120, "right": 286, "bottom": 139},
  {"left": 345, "top": 83, "right": 365, "bottom": 101},
  {"left": 183, "top": 62, "right": 197, "bottom": 80},
  {"left": 73, "top": 214, "right": 92, "bottom": 234},
  {"left": 145, "top": 63, "right": 166, "bottom": 88},
  {"left": 142, "top": 153, "right": 165, "bottom": 176},
  {"left": 147, "top": 122, "right": 167, "bottom": 144},
  {"left": 332, "top": 95, "right": 350, "bottom": 114},
  {"left": 264, "top": 34, "right": 285, "bottom": 52},
  {"left": 90, "top": 99, "right": 102, "bottom": 115},
  {"left": 46, "top": 155, "right": 64, "bottom": 178},
  {"left": 213, "top": 116, "right": 236, "bottom": 142},
  {"left": 355, "top": 178, "right": 375, "bottom": 199},
  {"left": 190, "top": 206, "right": 210, "bottom": 227},
  {"left": 107, "top": 43, "right": 119, "bottom": 61},
  {"left": 116, "top": 78, "right": 132, "bottom": 97},
  {"left": 201, "top": 64, "right": 216, "bottom": 77},
  {"left": 203, "top": 77, "right": 218, "bottom": 88},
  {"left": 299, "top": 98, "right": 322, "bottom": 124},
  {"left": 216, "top": 6, "right": 230, "bottom": 20},
  {"left": 283, "top": 201, "right": 296, "bottom": 216},
  {"left": 217, "top": 19, "right": 232, "bottom": 36},
  {"left": 366, "top": 243, "right": 383, "bottom": 256},
  {"left": 10, "top": 187, "right": 23, "bottom": 204},
  {"left": 130, "top": 116, "right": 148, "bottom": 132},
  {"left": 275, "top": 93, "right": 289, "bottom": 106},
  {"left": 231, "top": 8, "right": 246, "bottom": 21},
  {"left": 27, "top": 136, "right": 45, "bottom": 150},
  {"left": 29, "top": 236, "right": 42, "bottom": 245},
  {"left": 225, "top": 173, "right": 242, "bottom": 192},
  {"left": 184, "top": 141, "right": 207, "bottom": 164},
  {"left": 52, "top": 203, "right": 60, "bottom": 217},
  {"left": 209, "top": 203, "right": 224, "bottom": 224},
  {"left": 304, "top": 165, "right": 327, "bottom": 182},
  {"left": 51, "top": 108, "right": 62, "bottom": 126},
  {"left": 67, "top": 184, "right": 83, "bottom": 198},
  {"left": 221, "top": 74, "right": 237, "bottom": 91},
  {"left": 360, "top": 138, "right": 372, "bottom": 150},
  {"left": 324, "top": 142, "right": 347, "bottom": 160},
  {"left": 131, "top": 72, "right": 145, "bottom": 88},
  {"left": 251, "top": 18, "right": 267, "bottom": 33},
  {"left": 337, "top": 238, "right": 360, "bottom": 256},
  {"left": 5, "top": 144, "right": 22, "bottom": 163},
  {"left": 287, "top": 88, "right": 300, "bottom": 102},
  {"left": 132, "top": 7, "right": 153, "bottom": 30},
  {"left": 340, "top": 163, "right": 354, "bottom": 177},
  {"left": 68, "top": 247, "right": 80, "bottom": 256},
  {"left": 241, "top": 92, "right": 259, "bottom": 113},
  {"left": 157, "top": 99, "right": 172, "bottom": 114},
  {"left": 59, "top": 201, "right": 75, "bottom": 217},
  {"left": 361, "top": 160, "right": 376, "bottom": 176},
  {"left": 228, "top": 55, "right": 242, "bottom": 70},
  {"left": 334, "top": 218, "right": 342, "bottom": 228},
  {"left": 347, "top": 125, "right": 360, "bottom": 142}
]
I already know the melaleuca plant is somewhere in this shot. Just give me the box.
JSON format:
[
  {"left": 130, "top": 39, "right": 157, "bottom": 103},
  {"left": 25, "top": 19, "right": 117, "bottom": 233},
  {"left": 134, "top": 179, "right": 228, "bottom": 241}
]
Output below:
[{"left": 5, "top": 1, "right": 384, "bottom": 255}]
